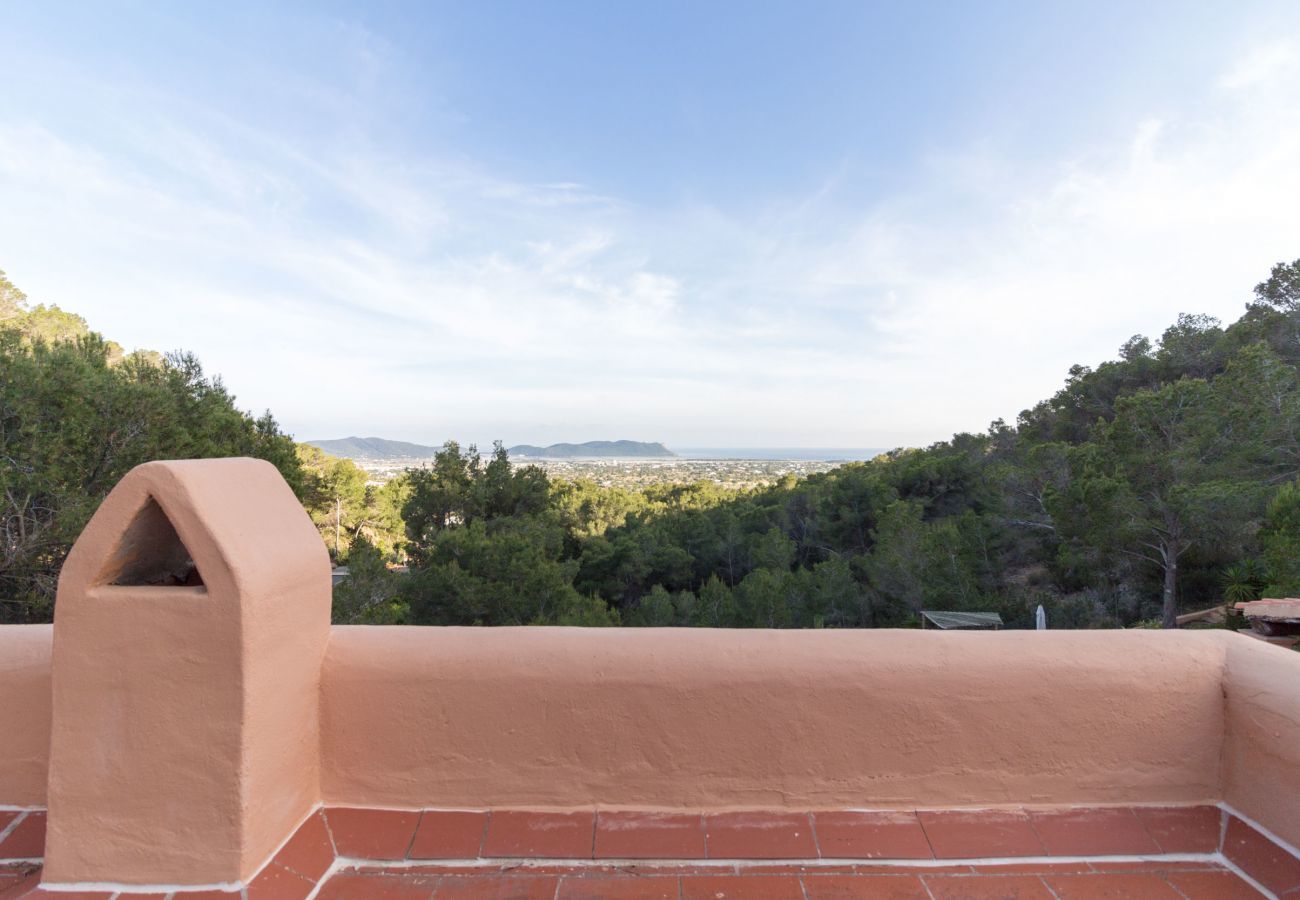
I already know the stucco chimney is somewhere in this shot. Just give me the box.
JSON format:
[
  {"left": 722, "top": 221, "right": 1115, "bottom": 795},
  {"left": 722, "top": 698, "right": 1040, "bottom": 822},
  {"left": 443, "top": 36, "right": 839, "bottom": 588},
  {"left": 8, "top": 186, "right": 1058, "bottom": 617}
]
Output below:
[{"left": 43, "top": 458, "right": 330, "bottom": 887}]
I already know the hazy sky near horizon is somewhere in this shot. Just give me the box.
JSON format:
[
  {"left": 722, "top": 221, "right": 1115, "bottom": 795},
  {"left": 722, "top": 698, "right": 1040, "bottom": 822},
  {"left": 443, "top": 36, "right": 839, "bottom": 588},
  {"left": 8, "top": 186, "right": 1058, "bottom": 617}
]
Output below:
[{"left": 3, "top": 2, "right": 1300, "bottom": 449}]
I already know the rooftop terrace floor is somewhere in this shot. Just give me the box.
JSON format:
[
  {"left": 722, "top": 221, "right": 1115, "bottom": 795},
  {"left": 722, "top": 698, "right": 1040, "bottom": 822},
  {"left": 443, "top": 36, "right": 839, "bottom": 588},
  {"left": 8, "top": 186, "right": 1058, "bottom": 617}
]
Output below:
[{"left": 4, "top": 805, "right": 1295, "bottom": 898}]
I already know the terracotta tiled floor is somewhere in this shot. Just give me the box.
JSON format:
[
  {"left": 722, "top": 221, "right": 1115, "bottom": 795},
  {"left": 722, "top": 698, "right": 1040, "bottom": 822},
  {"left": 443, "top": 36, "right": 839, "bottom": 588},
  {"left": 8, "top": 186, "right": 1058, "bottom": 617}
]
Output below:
[
  {"left": 2, "top": 805, "right": 1292, "bottom": 898},
  {"left": 594, "top": 812, "right": 706, "bottom": 860},
  {"left": 317, "top": 862, "right": 1261, "bottom": 899},
  {"left": 1223, "top": 814, "right": 1300, "bottom": 896},
  {"left": 0, "top": 812, "right": 45, "bottom": 861},
  {"left": 480, "top": 811, "right": 596, "bottom": 859}
]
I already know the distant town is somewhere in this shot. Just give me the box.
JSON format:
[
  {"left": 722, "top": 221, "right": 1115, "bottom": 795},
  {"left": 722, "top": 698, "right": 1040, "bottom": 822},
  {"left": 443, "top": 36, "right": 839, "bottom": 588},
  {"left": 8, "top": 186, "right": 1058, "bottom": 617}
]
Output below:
[
  {"left": 364, "top": 454, "right": 852, "bottom": 489},
  {"left": 306, "top": 438, "right": 887, "bottom": 489}
]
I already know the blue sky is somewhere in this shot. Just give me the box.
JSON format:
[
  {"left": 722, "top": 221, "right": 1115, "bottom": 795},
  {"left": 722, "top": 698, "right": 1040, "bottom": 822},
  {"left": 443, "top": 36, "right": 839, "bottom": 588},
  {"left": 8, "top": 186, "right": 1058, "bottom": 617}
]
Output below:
[{"left": 2, "top": 2, "right": 1300, "bottom": 448}]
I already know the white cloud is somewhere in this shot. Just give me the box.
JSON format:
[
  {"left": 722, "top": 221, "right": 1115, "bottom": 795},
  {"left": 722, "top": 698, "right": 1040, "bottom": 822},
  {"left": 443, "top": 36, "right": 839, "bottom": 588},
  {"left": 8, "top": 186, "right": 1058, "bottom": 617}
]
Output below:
[
  {"left": 1218, "top": 38, "right": 1300, "bottom": 90},
  {"left": 1, "top": 37, "right": 1299, "bottom": 447}
]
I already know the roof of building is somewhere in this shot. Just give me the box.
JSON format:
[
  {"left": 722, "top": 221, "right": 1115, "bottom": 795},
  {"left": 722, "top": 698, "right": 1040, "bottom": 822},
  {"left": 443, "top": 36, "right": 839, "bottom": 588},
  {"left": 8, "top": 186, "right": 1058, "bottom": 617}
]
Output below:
[
  {"left": 920, "top": 610, "right": 1004, "bottom": 629},
  {"left": 1235, "top": 598, "right": 1300, "bottom": 623}
]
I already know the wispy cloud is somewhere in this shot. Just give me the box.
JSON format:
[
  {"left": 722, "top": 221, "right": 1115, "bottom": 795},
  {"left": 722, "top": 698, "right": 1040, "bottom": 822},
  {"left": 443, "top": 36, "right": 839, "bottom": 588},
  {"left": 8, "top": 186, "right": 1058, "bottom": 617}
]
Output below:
[{"left": 1, "top": 29, "right": 1299, "bottom": 447}]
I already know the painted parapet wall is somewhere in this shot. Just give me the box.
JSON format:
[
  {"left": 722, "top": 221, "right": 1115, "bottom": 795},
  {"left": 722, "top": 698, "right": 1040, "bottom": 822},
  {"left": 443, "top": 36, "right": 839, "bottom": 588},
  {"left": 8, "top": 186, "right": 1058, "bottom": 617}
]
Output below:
[
  {"left": 3, "top": 616, "right": 1300, "bottom": 886},
  {"left": 43, "top": 459, "right": 331, "bottom": 887},
  {"left": 1220, "top": 634, "right": 1300, "bottom": 850},
  {"left": 321, "top": 627, "right": 1228, "bottom": 811},
  {"left": 0, "top": 625, "right": 52, "bottom": 807}
]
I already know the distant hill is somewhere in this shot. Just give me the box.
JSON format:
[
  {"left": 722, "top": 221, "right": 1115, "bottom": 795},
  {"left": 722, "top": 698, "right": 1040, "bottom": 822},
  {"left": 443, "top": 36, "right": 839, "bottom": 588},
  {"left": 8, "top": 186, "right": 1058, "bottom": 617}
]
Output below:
[
  {"left": 306, "top": 436, "right": 439, "bottom": 458},
  {"left": 508, "top": 440, "right": 676, "bottom": 458},
  {"left": 307, "top": 436, "right": 677, "bottom": 461}
]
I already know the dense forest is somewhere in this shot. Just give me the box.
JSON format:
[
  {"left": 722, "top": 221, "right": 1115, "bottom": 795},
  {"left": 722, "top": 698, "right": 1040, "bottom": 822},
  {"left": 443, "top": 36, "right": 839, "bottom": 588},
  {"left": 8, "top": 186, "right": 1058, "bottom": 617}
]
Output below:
[
  {"left": 0, "top": 269, "right": 383, "bottom": 623},
  {"left": 5, "top": 261, "right": 1300, "bottom": 629},
  {"left": 340, "top": 259, "right": 1300, "bottom": 630}
]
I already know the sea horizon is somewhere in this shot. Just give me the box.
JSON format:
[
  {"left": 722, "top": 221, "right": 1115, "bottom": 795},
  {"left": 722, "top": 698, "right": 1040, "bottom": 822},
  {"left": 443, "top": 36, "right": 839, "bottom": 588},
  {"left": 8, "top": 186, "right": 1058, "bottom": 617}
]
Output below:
[{"left": 671, "top": 447, "right": 891, "bottom": 462}]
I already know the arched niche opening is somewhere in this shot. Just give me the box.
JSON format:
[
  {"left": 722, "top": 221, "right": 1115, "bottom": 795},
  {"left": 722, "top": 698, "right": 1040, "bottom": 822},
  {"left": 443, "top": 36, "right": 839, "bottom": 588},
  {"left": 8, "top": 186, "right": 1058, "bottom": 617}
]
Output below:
[{"left": 96, "top": 496, "right": 205, "bottom": 588}]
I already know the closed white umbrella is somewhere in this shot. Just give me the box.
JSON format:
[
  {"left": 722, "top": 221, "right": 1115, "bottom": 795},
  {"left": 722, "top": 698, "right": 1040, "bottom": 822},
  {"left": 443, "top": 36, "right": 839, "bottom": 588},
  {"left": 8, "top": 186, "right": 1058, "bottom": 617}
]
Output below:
[{"left": 1036, "top": 604, "right": 1047, "bottom": 630}]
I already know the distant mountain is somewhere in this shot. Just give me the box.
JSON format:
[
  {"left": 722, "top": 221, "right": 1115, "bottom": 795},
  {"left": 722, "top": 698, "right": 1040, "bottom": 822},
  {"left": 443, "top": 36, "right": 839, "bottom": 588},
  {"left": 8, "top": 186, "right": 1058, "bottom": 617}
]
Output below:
[
  {"left": 508, "top": 440, "right": 676, "bottom": 459},
  {"left": 306, "top": 436, "right": 439, "bottom": 458},
  {"left": 307, "top": 436, "right": 677, "bottom": 461}
]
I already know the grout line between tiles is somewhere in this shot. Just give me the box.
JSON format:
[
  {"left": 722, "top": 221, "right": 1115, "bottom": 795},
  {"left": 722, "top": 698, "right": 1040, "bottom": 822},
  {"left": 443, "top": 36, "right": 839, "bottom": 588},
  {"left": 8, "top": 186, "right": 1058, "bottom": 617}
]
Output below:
[
  {"left": 478, "top": 809, "right": 492, "bottom": 860},
  {"left": 916, "top": 810, "right": 938, "bottom": 861},
  {"left": 0, "top": 811, "right": 28, "bottom": 847},
  {"left": 1213, "top": 850, "right": 1281, "bottom": 900},
  {"left": 404, "top": 810, "right": 424, "bottom": 861},
  {"left": 1164, "top": 871, "right": 1193, "bottom": 900}
]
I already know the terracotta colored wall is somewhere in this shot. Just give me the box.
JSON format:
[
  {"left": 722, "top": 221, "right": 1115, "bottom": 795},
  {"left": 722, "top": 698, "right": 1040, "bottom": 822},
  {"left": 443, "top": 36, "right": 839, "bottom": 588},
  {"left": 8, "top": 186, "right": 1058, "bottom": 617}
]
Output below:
[
  {"left": 0, "top": 625, "right": 52, "bottom": 806},
  {"left": 320, "top": 627, "right": 1228, "bottom": 810},
  {"left": 8, "top": 612, "right": 1300, "bottom": 886},
  {"left": 1221, "top": 634, "right": 1300, "bottom": 850}
]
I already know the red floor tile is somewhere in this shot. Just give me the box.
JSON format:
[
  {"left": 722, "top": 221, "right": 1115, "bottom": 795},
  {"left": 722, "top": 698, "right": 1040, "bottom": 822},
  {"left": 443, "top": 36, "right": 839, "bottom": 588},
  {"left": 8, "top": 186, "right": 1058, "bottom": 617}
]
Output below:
[
  {"left": 113, "top": 894, "right": 171, "bottom": 899},
  {"left": 704, "top": 812, "right": 818, "bottom": 859},
  {"left": 481, "top": 811, "right": 595, "bottom": 859},
  {"left": 0, "top": 864, "right": 38, "bottom": 896},
  {"left": 317, "top": 872, "right": 441, "bottom": 899},
  {"left": 599, "top": 863, "right": 736, "bottom": 876},
  {"left": 801, "top": 873, "right": 930, "bottom": 898},
  {"left": 1043, "top": 872, "right": 1184, "bottom": 898},
  {"left": 1027, "top": 807, "right": 1161, "bottom": 856},
  {"left": 813, "top": 811, "right": 933, "bottom": 859},
  {"left": 1165, "top": 869, "right": 1266, "bottom": 898},
  {"left": 971, "top": 862, "right": 1092, "bottom": 874},
  {"left": 924, "top": 873, "right": 1055, "bottom": 899},
  {"left": 409, "top": 810, "right": 488, "bottom": 860},
  {"left": 326, "top": 807, "right": 420, "bottom": 861},
  {"left": 744, "top": 864, "right": 859, "bottom": 874},
  {"left": 348, "top": 863, "right": 495, "bottom": 875},
  {"left": 594, "top": 811, "right": 706, "bottom": 859},
  {"left": 680, "top": 874, "right": 804, "bottom": 899},
  {"left": 854, "top": 864, "right": 973, "bottom": 875},
  {"left": 556, "top": 874, "right": 681, "bottom": 898},
  {"left": 919, "top": 810, "right": 1045, "bottom": 859},
  {"left": 1132, "top": 805, "right": 1221, "bottom": 854},
  {"left": 0, "top": 813, "right": 17, "bottom": 835},
  {"left": 433, "top": 874, "right": 561, "bottom": 899},
  {"left": 375, "top": 863, "right": 709, "bottom": 877},
  {"left": 0, "top": 813, "right": 45, "bottom": 859},
  {"left": 1222, "top": 815, "right": 1300, "bottom": 896},
  {"left": 246, "top": 861, "right": 316, "bottom": 900},
  {"left": 1087, "top": 860, "right": 1218, "bottom": 872},
  {"left": 21, "top": 890, "right": 114, "bottom": 898},
  {"left": 470, "top": 863, "right": 707, "bottom": 876},
  {"left": 272, "top": 809, "right": 335, "bottom": 881}
]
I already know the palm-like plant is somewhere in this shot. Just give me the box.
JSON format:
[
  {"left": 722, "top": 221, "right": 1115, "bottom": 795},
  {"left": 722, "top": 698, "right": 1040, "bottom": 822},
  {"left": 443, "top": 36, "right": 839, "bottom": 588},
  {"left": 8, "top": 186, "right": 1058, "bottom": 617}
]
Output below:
[{"left": 1223, "top": 559, "right": 1269, "bottom": 605}]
